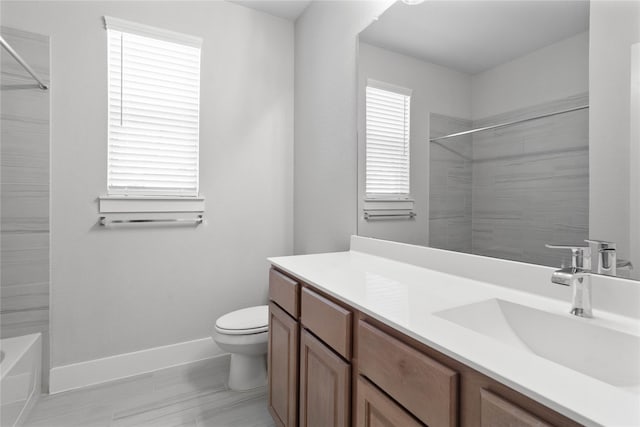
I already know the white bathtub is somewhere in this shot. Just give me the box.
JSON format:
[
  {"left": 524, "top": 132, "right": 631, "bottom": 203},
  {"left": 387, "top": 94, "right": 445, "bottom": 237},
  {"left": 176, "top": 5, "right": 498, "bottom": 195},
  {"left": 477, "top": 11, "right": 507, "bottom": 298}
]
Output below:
[{"left": 0, "top": 334, "right": 41, "bottom": 427}]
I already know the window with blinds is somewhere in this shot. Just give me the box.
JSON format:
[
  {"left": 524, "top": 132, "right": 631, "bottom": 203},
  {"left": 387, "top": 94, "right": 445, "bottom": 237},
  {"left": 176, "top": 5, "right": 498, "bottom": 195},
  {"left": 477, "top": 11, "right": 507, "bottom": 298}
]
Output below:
[
  {"left": 365, "top": 83, "right": 411, "bottom": 197},
  {"left": 105, "top": 17, "right": 202, "bottom": 197}
]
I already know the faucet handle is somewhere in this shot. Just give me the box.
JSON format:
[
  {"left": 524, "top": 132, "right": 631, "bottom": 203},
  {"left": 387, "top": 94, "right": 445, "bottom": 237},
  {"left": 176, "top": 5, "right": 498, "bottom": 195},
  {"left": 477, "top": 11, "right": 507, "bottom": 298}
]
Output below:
[
  {"left": 545, "top": 244, "right": 591, "bottom": 269},
  {"left": 585, "top": 240, "right": 618, "bottom": 275},
  {"left": 585, "top": 239, "right": 616, "bottom": 250},
  {"left": 545, "top": 244, "right": 589, "bottom": 250}
]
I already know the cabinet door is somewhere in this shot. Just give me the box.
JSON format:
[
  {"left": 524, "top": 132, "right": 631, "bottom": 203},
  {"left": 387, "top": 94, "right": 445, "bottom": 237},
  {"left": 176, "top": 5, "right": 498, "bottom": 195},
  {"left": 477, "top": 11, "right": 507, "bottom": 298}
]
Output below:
[
  {"left": 299, "top": 329, "right": 351, "bottom": 427},
  {"left": 480, "top": 389, "right": 553, "bottom": 427},
  {"left": 268, "top": 302, "right": 299, "bottom": 427},
  {"left": 356, "top": 376, "right": 424, "bottom": 427}
]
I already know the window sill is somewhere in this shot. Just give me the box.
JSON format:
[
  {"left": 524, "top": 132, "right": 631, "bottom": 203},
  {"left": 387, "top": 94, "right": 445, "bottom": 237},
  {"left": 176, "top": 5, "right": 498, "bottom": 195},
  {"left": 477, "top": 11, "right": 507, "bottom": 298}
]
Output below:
[
  {"left": 363, "top": 198, "right": 414, "bottom": 211},
  {"left": 99, "top": 195, "right": 205, "bottom": 213}
]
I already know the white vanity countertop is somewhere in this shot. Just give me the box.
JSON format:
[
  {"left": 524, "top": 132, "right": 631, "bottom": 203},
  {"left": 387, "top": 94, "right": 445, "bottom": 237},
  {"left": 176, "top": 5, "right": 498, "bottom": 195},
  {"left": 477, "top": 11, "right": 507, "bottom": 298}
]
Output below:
[{"left": 268, "top": 243, "right": 640, "bottom": 427}]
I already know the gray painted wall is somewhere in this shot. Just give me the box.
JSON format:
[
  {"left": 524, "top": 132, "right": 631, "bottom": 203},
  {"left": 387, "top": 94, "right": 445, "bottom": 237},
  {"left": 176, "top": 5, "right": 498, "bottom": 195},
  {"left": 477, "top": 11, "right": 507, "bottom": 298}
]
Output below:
[
  {"left": 0, "top": 26, "right": 50, "bottom": 388},
  {"left": 1, "top": 1, "right": 294, "bottom": 367},
  {"left": 589, "top": 1, "right": 640, "bottom": 279},
  {"left": 294, "top": 1, "right": 393, "bottom": 255},
  {"left": 471, "top": 32, "right": 589, "bottom": 119}
]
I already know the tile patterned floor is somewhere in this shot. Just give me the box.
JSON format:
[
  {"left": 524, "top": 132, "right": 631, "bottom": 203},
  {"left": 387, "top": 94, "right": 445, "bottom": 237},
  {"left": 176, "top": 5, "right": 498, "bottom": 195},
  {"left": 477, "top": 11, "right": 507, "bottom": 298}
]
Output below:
[{"left": 24, "top": 356, "right": 275, "bottom": 427}]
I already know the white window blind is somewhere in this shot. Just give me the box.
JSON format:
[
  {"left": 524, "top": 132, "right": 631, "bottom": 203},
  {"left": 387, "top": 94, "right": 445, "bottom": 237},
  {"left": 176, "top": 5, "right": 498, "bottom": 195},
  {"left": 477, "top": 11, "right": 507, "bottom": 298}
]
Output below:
[
  {"left": 365, "top": 83, "right": 411, "bottom": 197},
  {"left": 106, "top": 17, "right": 202, "bottom": 197}
]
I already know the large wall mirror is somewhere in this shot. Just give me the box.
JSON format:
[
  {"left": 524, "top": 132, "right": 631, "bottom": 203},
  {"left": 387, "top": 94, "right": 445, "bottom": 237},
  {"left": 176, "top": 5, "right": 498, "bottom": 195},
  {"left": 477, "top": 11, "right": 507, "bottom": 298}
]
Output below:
[{"left": 357, "top": 0, "right": 639, "bottom": 280}]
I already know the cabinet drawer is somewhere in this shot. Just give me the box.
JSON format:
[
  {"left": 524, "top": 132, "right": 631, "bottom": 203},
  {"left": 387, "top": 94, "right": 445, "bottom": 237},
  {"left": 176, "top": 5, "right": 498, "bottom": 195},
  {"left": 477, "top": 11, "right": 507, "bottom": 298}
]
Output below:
[
  {"left": 358, "top": 321, "right": 458, "bottom": 427},
  {"left": 269, "top": 268, "right": 299, "bottom": 318},
  {"left": 480, "top": 389, "right": 553, "bottom": 427},
  {"left": 356, "top": 376, "right": 424, "bottom": 427},
  {"left": 301, "top": 287, "right": 352, "bottom": 359}
]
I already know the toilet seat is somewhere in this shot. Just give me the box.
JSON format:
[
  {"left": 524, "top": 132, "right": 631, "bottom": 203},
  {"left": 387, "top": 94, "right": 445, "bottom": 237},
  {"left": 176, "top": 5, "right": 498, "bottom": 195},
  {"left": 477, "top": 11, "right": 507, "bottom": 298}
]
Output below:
[
  {"left": 215, "top": 305, "right": 268, "bottom": 335},
  {"left": 215, "top": 325, "right": 267, "bottom": 335}
]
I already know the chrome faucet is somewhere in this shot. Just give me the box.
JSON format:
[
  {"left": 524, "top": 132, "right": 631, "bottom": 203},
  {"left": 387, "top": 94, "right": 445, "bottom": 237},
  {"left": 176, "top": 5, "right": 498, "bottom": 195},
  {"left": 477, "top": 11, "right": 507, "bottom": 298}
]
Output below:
[
  {"left": 585, "top": 239, "right": 633, "bottom": 276},
  {"left": 587, "top": 239, "right": 616, "bottom": 275},
  {"left": 549, "top": 266, "right": 592, "bottom": 317},
  {"left": 545, "top": 244, "right": 593, "bottom": 317},
  {"left": 546, "top": 240, "right": 634, "bottom": 318}
]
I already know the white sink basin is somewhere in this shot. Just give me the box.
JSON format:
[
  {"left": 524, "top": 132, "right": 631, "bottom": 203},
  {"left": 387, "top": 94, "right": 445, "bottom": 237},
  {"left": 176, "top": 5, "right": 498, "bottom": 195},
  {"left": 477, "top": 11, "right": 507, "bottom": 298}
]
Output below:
[{"left": 435, "top": 299, "right": 640, "bottom": 390}]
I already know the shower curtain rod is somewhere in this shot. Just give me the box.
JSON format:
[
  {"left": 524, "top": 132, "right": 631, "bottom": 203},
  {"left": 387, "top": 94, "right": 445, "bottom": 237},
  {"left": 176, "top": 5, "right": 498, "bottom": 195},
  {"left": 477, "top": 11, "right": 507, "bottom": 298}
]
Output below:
[
  {"left": 429, "top": 104, "right": 589, "bottom": 143},
  {"left": 0, "top": 35, "right": 48, "bottom": 90}
]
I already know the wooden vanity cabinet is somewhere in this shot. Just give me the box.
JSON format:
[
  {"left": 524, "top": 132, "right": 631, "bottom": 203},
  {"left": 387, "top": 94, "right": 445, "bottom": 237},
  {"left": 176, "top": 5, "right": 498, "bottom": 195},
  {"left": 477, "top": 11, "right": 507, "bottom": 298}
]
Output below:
[
  {"left": 268, "top": 302, "right": 298, "bottom": 427},
  {"left": 268, "top": 269, "right": 300, "bottom": 427},
  {"left": 357, "top": 321, "right": 458, "bottom": 427},
  {"left": 269, "top": 268, "right": 299, "bottom": 318},
  {"left": 268, "top": 267, "right": 583, "bottom": 427},
  {"left": 299, "top": 287, "right": 353, "bottom": 427},
  {"left": 268, "top": 269, "right": 353, "bottom": 427},
  {"left": 357, "top": 316, "right": 582, "bottom": 427},
  {"left": 299, "top": 329, "right": 351, "bottom": 427},
  {"left": 300, "top": 287, "right": 352, "bottom": 359},
  {"left": 356, "top": 376, "right": 423, "bottom": 427},
  {"left": 480, "top": 389, "right": 553, "bottom": 427}
]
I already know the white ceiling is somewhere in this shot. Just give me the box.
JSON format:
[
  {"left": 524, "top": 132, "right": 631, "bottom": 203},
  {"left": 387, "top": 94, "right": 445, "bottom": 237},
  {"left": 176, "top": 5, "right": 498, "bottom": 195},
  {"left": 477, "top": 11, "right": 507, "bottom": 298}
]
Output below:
[
  {"left": 360, "top": 1, "right": 589, "bottom": 74},
  {"left": 228, "top": 0, "right": 312, "bottom": 21}
]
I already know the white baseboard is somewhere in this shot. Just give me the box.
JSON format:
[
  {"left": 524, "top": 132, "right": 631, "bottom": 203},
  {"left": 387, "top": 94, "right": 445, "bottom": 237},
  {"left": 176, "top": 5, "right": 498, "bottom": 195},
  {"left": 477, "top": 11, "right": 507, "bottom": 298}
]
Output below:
[{"left": 49, "top": 337, "right": 223, "bottom": 394}]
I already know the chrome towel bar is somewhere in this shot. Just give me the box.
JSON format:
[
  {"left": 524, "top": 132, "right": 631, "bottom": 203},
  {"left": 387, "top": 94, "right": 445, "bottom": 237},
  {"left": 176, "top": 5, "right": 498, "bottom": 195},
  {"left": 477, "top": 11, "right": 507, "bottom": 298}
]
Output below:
[
  {"left": 364, "top": 211, "right": 416, "bottom": 220},
  {"left": 99, "top": 214, "right": 203, "bottom": 226}
]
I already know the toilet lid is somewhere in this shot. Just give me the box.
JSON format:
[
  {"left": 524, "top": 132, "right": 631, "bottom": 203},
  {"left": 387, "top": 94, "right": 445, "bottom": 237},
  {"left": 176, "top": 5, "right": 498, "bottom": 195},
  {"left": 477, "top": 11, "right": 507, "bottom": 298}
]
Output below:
[{"left": 215, "top": 305, "right": 268, "bottom": 335}]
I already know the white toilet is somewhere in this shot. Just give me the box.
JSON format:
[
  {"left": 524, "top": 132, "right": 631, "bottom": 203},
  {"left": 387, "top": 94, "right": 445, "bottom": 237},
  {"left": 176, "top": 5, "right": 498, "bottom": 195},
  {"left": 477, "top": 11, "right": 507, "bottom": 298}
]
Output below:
[{"left": 212, "top": 305, "right": 269, "bottom": 391}]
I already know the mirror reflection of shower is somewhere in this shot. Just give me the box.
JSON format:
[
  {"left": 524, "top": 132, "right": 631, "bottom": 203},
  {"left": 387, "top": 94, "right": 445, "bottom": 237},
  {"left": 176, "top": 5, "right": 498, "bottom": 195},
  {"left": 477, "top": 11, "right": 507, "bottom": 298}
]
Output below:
[{"left": 429, "top": 96, "right": 588, "bottom": 267}]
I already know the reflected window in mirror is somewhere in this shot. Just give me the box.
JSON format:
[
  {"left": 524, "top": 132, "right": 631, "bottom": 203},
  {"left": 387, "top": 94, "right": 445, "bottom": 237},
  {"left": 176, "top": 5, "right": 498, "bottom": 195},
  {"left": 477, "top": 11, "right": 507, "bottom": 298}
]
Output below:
[{"left": 365, "top": 80, "right": 412, "bottom": 199}]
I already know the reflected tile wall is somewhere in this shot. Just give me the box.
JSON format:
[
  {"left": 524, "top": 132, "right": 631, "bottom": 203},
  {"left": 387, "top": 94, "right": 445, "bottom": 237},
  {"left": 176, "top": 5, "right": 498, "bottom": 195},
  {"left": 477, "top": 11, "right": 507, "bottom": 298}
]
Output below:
[
  {"left": 471, "top": 94, "right": 589, "bottom": 266},
  {"left": 429, "top": 114, "right": 473, "bottom": 254},
  {"left": 429, "top": 94, "right": 589, "bottom": 268},
  {"left": 1, "top": 26, "right": 50, "bottom": 390}
]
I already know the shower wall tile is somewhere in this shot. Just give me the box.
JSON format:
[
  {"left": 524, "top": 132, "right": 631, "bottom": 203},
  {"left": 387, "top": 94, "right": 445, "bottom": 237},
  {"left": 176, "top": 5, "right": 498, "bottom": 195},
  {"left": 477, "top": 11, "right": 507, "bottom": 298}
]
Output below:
[
  {"left": 0, "top": 26, "right": 50, "bottom": 390},
  {"left": 1, "top": 184, "right": 49, "bottom": 232},
  {"left": 471, "top": 94, "right": 589, "bottom": 266},
  {"left": 429, "top": 94, "right": 588, "bottom": 268},
  {"left": 0, "top": 282, "right": 49, "bottom": 313},
  {"left": 1, "top": 233, "right": 49, "bottom": 286},
  {"left": 429, "top": 114, "right": 472, "bottom": 253}
]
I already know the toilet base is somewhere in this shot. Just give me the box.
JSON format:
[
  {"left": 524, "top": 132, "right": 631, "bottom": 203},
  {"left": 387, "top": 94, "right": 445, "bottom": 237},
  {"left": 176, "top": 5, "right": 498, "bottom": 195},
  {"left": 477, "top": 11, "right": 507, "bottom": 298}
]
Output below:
[{"left": 228, "top": 353, "right": 267, "bottom": 391}]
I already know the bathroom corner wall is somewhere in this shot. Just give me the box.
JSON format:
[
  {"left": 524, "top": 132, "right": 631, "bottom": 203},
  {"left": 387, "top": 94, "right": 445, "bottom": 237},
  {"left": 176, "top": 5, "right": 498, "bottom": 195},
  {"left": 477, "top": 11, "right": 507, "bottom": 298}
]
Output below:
[{"left": 0, "top": 26, "right": 50, "bottom": 389}]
